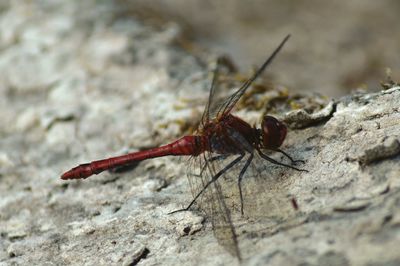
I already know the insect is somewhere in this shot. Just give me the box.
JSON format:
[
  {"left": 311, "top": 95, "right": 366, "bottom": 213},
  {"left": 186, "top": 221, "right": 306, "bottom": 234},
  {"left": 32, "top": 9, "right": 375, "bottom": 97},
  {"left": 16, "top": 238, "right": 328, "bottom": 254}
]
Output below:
[{"left": 61, "top": 34, "right": 306, "bottom": 259}]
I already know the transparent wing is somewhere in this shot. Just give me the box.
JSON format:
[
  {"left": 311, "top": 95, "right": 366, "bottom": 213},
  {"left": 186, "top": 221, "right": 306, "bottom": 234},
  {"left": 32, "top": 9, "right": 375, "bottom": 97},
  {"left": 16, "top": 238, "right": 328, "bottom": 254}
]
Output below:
[
  {"left": 186, "top": 152, "right": 241, "bottom": 259},
  {"left": 209, "top": 179, "right": 241, "bottom": 259},
  {"left": 186, "top": 148, "right": 299, "bottom": 258},
  {"left": 200, "top": 56, "right": 238, "bottom": 126},
  {"left": 200, "top": 35, "right": 290, "bottom": 129},
  {"left": 187, "top": 148, "right": 300, "bottom": 256},
  {"left": 236, "top": 152, "right": 298, "bottom": 222},
  {"left": 216, "top": 35, "right": 291, "bottom": 118},
  {"left": 215, "top": 151, "right": 301, "bottom": 244}
]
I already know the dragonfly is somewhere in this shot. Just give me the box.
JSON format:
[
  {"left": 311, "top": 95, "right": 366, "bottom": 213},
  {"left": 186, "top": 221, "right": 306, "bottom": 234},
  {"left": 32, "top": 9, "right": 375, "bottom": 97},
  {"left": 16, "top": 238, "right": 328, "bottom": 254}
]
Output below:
[{"left": 61, "top": 34, "right": 306, "bottom": 259}]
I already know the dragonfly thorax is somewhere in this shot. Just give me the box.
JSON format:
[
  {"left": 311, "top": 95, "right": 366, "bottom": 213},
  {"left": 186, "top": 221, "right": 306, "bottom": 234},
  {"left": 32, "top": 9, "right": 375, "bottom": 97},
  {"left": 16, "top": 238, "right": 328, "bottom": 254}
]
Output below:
[{"left": 203, "top": 114, "right": 260, "bottom": 155}]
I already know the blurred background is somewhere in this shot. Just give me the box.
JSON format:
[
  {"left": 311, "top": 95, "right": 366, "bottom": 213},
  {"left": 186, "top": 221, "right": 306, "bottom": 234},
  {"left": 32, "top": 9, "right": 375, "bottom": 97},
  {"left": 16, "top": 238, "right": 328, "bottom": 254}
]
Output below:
[{"left": 118, "top": 0, "right": 400, "bottom": 97}]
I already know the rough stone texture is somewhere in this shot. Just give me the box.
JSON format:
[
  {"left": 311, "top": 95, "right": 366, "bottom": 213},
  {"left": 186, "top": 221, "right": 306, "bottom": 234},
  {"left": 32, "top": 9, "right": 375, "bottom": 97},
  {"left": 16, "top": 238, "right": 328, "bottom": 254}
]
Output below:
[{"left": 0, "top": 1, "right": 399, "bottom": 266}]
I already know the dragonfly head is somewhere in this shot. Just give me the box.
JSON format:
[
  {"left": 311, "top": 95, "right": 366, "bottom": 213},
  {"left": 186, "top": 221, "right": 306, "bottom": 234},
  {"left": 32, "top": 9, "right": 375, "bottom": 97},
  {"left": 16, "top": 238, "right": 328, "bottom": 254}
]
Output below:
[{"left": 261, "top": 116, "right": 287, "bottom": 149}]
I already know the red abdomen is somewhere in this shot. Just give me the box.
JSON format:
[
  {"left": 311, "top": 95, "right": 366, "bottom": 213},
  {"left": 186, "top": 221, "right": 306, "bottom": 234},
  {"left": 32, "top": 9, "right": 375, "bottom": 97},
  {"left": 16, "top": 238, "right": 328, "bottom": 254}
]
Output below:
[{"left": 61, "top": 135, "right": 207, "bottom": 180}]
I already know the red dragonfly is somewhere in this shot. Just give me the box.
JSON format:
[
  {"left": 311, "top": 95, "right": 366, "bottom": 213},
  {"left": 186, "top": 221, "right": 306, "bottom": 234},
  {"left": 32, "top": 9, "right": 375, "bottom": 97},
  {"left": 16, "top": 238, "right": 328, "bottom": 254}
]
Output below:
[{"left": 61, "top": 35, "right": 306, "bottom": 259}]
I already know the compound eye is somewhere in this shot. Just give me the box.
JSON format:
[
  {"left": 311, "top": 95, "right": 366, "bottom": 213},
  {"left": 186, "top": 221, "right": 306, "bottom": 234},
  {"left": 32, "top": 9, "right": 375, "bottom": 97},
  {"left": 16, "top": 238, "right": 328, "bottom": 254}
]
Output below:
[{"left": 261, "top": 116, "right": 287, "bottom": 149}]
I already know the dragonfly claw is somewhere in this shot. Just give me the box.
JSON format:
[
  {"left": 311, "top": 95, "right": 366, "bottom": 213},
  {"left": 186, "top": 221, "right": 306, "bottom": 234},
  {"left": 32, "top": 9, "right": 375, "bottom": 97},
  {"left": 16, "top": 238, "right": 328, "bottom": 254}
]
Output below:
[
  {"left": 292, "top": 159, "right": 306, "bottom": 165},
  {"left": 168, "top": 207, "right": 190, "bottom": 215},
  {"left": 291, "top": 159, "right": 309, "bottom": 172}
]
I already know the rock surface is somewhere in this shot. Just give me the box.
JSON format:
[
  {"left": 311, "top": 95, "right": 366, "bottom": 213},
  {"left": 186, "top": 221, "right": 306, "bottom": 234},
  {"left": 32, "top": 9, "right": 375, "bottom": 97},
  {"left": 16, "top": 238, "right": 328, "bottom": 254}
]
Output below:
[{"left": 0, "top": 1, "right": 399, "bottom": 266}]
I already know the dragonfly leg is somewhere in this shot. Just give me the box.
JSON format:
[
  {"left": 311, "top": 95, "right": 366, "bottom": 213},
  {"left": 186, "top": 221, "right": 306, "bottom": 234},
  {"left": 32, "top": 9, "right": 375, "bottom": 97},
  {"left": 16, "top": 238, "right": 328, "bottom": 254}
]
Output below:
[
  {"left": 237, "top": 153, "right": 253, "bottom": 216},
  {"left": 169, "top": 154, "right": 245, "bottom": 215},
  {"left": 201, "top": 155, "right": 230, "bottom": 177},
  {"left": 192, "top": 155, "right": 229, "bottom": 178},
  {"left": 257, "top": 149, "right": 308, "bottom": 172},
  {"left": 273, "top": 148, "right": 306, "bottom": 165}
]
